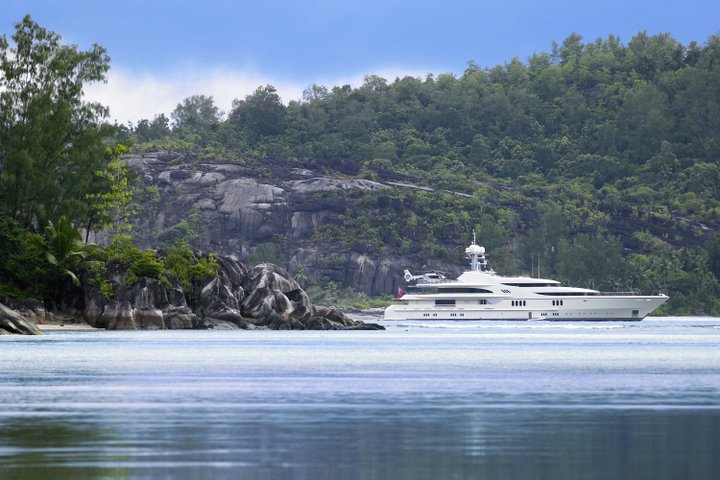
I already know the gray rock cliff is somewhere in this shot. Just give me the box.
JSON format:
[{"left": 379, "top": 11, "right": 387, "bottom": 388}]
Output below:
[{"left": 111, "top": 152, "right": 412, "bottom": 296}]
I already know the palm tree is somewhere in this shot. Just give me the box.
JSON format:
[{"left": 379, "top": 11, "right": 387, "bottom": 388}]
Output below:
[{"left": 43, "top": 216, "right": 89, "bottom": 287}]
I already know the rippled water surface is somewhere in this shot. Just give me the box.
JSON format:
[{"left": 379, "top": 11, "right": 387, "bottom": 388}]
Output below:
[{"left": 1, "top": 317, "right": 719, "bottom": 479}]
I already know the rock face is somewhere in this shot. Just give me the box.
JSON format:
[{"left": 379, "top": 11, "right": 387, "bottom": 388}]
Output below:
[
  {"left": 194, "top": 256, "right": 247, "bottom": 328},
  {"left": 241, "top": 263, "right": 313, "bottom": 329},
  {"left": 95, "top": 277, "right": 196, "bottom": 330},
  {"left": 0, "top": 303, "right": 44, "bottom": 335},
  {"left": 109, "top": 153, "right": 414, "bottom": 296},
  {"left": 79, "top": 255, "right": 383, "bottom": 331},
  {"left": 104, "top": 151, "right": 713, "bottom": 297}
]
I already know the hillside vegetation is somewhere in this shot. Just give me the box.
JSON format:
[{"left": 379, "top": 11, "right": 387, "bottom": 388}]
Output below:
[
  {"left": 1, "top": 15, "right": 719, "bottom": 314},
  {"left": 121, "top": 32, "right": 720, "bottom": 315}
]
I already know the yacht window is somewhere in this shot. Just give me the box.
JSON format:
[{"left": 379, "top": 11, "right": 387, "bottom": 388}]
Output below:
[
  {"left": 439, "top": 287, "right": 493, "bottom": 294},
  {"left": 537, "top": 292, "right": 596, "bottom": 296},
  {"left": 435, "top": 299, "right": 455, "bottom": 306}
]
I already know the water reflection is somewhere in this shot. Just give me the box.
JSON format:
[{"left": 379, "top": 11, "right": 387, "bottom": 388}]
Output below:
[
  {"left": 0, "top": 418, "right": 129, "bottom": 479},
  {"left": 0, "top": 319, "right": 719, "bottom": 479},
  {"left": 1, "top": 405, "right": 719, "bottom": 479}
]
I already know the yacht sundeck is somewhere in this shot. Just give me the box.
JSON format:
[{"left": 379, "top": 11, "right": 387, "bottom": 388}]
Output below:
[{"left": 384, "top": 235, "right": 668, "bottom": 321}]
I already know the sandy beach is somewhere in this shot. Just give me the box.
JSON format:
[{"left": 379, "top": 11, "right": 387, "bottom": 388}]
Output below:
[{"left": 38, "top": 324, "right": 97, "bottom": 331}]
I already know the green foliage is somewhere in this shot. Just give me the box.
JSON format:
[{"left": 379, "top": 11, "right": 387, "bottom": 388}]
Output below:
[
  {"left": 229, "top": 85, "right": 287, "bottom": 142},
  {"left": 2, "top": 228, "right": 49, "bottom": 298},
  {"left": 0, "top": 15, "right": 112, "bottom": 230},
  {"left": 191, "top": 254, "right": 220, "bottom": 283},
  {"left": 135, "top": 114, "right": 171, "bottom": 143},
  {"left": 157, "top": 208, "right": 203, "bottom": 249},
  {"left": 305, "top": 281, "right": 392, "bottom": 310},
  {"left": 23, "top": 22, "right": 720, "bottom": 311},
  {"left": 107, "top": 234, "right": 143, "bottom": 266},
  {"left": 43, "top": 216, "right": 87, "bottom": 287},
  {"left": 170, "top": 94, "right": 221, "bottom": 146},
  {"left": 164, "top": 245, "right": 194, "bottom": 290},
  {"left": 98, "top": 279, "right": 114, "bottom": 301},
  {"left": 158, "top": 219, "right": 200, "bottom": 248},
  {"left": 128, "top": 250, "right": 164, "bottom": 281},
  {"left": 85, "top": 144, "right": 137, "bottom": 240},
  {"left": 163, "top": 244, "right": 220, "bottom": 291},
  {"left": 0, "top": 214, "right": 91, "bottom": 299},
  {"left": 86, "top": 261, "right": 114, "bottom": 301}
]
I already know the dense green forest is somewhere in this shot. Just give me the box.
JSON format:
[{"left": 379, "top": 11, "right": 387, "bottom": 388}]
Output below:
[
  {"left": 1, "top": 15, "right": 719, "bottom": 314},
  {"left": 121, "top": 32, "right": 720, "bottom": 314}
]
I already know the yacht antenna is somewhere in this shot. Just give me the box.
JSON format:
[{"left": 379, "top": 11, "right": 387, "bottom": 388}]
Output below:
[{"left": 465, "top": 231, "right": 484, "bottom": 272}]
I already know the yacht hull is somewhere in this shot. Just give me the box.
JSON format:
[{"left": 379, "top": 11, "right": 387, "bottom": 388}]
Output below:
[{"left": 384, "top": 296, "right": 667, "bottom": 321}]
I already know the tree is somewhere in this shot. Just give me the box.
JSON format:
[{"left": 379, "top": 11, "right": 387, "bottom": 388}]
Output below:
[
  {"left": 43, "top": 215, "right": 88, "bottom": 287},
  {"left": 149, "top": 114, "right": 171, "bottom": 139},
  {"left": 0, "top": 15, "right": 111, "bottom": 230},
  {"left": 707, "top": 232, "right": 720, "bottom": 281},
  {"left": 646, "top": 141, "right": 679, "bottom": 178},
  {"left": 134, "top": 114, "right": 170, "bottom": 143},
  {"left": 687, "top": 162, "right": 720, "bottom": 196},
  {"left": 229, "top": 85, "right": 286, "bottom": 141},
  {"left": 522, "top": 203, "right": 569, "bottom": 275},
  {"left": 171, "top": 94, "right": 221, "bottom": 135},
  {"left": 85, "top": 144, "right": 136, "bottom": 242},
  {"left": 556, "top": 234, "right": 625, "bottom": 290}
]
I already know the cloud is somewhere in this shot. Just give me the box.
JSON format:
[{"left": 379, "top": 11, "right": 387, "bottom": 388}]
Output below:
[
  {"left": 83, "top": 68, "right": 302, "bottom": 125},
  {"left": 84, "top": 66, "right": 429, "bottom": 125}
]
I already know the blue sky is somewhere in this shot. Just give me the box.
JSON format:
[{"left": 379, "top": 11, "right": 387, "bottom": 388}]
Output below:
[{"left": 2, "top": 0, "right": 718, "bottom": 123}]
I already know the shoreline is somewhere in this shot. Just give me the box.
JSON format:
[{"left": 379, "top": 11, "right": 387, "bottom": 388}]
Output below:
[{"left": 39, "top": 324, "right": 97, "bottom": 331}]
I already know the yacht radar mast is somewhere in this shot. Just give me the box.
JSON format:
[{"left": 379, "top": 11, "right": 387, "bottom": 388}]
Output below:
[{"left": 465, "top": 231, "right": 492, "bottom": 273}]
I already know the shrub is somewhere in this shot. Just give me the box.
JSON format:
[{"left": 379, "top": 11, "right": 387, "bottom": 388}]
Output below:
[
  {"left": 164, "top": 245, "right": 194, "bottom": 290},
  {"left": 5, "top": 231, "right": 51, "bottom": 298},
  {"left": 191, "top": 253, "right": 219, "bottom": 282},
  {"left": 99, "top": 279, "right": 114, "bottom": 300},
  {"left": 164, "top": 245, "right": 220, "bottom": 290},
  {"left": 128, "top": 250, "right": 164, "bottom": 283},
  {"left": 107, "top": 234, "right": 143, "bottom": 265}
]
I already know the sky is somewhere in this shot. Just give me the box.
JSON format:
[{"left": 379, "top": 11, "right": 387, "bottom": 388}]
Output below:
[{"left": 1, "top": 0, "right": 718, "bottom": 124}]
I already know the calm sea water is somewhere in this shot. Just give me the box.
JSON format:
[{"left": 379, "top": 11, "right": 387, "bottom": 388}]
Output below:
[{"left": 1, "top": 317, "right": 719, "bottom": 480}]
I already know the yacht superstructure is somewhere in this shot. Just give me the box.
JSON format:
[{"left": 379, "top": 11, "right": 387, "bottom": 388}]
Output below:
[{"left": 384, "top": 236, "right": 668, "bottom": 321}]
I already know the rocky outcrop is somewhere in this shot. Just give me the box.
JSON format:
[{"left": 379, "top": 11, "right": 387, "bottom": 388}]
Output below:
[
  {"left": 241, "top": 263, "right": 312, "bottom": 328},
  {"left": 95, "top": 277, "right": 197, "bottom": 330},
  {"left": 306, "top": 306, "right": 380, "bottom": 330},
  {"left": 13, "top": 298, "right": 48, "bottom": 325},
  {"left": 0, "top": 303, "right": 44, "bottom": 335},
  {"left": 107, "top": 153, "right": 409, "bottom": 296},
  {"left": 194, "top": 256, "right": 247, "bottom": 328},
  {"left": 78, "top": 255, "right": 383, "bottom": 331}
]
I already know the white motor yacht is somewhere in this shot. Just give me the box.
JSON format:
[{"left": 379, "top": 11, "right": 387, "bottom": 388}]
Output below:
[{"left": 384, "top": 235, "right": 668, "bottom": 321}]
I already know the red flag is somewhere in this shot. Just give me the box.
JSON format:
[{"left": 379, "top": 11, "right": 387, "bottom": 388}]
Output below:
[{"left": 397, "top": 288, "right": 404, "bottom": 299}]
